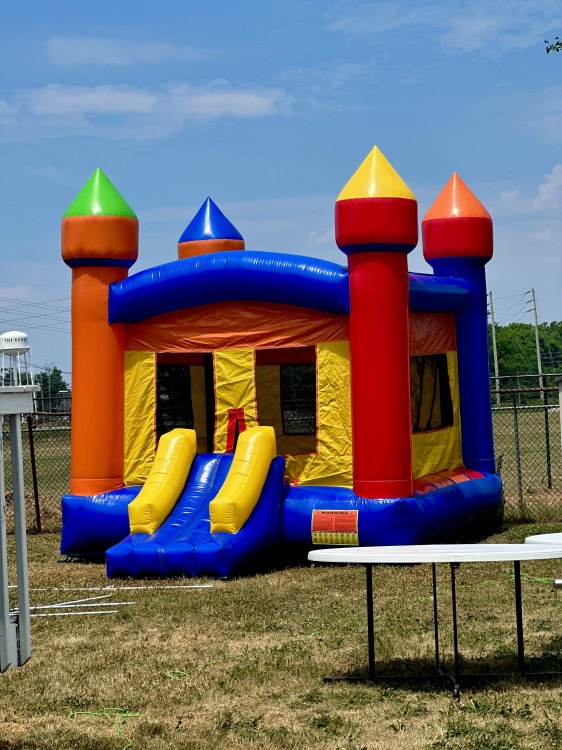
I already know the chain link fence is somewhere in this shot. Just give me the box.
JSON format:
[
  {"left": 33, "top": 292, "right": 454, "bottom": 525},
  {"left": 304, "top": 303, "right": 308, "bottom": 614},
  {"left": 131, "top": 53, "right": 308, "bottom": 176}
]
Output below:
[
  {"left": 2, "top": 376, "right": 562, "bottom": 532},
  {"left": 2, "top": 409, "right": 70, "bottom": 533},
  {"left": 493, "top": 373, "right": 561, "bottom": 522}
]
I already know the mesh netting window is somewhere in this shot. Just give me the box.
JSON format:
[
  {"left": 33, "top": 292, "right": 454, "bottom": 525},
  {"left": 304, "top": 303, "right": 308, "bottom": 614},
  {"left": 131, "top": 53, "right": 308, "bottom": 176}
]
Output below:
[
  {"left": 281, "top": 364, "right": 317, "bottom": 435},
  {"left": 156, "top": 364, "right": 193, "bottom": 438},
  {"left": 410, "top": 354, "right": 453, "bottom": 433}
]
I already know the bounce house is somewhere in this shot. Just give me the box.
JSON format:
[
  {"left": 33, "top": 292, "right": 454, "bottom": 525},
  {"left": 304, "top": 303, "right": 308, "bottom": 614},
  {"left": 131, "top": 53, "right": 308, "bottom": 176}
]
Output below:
[{"left": 60, "top": 147, "right": 503, "bottom": 578}]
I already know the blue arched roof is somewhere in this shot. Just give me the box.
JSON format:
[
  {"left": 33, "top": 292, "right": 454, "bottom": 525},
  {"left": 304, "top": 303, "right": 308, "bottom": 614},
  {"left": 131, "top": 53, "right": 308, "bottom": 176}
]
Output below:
[{"left": 108, "top": 250, "right": 473, "bottom": 324}]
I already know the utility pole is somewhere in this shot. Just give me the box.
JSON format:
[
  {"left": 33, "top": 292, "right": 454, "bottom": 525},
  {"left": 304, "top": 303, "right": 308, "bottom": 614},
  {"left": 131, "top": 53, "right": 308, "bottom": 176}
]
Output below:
[
  {"left": 488, "top": 291, "right": 500, "bottom": 405},
  {"left": 529, "top": 288, "right": 545, "bottom": 401}
]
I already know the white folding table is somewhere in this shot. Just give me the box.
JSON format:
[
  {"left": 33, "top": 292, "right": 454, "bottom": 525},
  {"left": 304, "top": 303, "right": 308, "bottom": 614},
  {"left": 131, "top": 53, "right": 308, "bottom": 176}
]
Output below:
[
  {"left": 525, "top": 532, "right": 562, "bottom": 545},
  {"left": 525, "top": 533, "right": 562, "bottom": 588},
  {"left": 308, "top": 544, "right": 562, "bottom": 697}
]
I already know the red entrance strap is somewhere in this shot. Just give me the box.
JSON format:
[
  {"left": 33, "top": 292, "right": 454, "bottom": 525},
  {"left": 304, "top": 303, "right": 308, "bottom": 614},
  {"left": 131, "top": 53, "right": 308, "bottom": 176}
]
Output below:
[{"left": 226, "top": 408, "right": 247, "bottom": 453}]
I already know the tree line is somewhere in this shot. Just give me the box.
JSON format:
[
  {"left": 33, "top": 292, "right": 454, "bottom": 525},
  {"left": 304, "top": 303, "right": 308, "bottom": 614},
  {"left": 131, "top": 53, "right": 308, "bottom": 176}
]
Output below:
[
  {"left": 488, "top": 321, "right": 562, "bottom": 400},
  {"left": 1, "top": 366, "right": 70, "bottom": 411}
]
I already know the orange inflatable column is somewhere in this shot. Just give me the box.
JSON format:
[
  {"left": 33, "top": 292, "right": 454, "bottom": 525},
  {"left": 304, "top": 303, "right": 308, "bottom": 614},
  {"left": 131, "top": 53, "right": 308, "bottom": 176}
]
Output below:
[
  {"left": 335, "top": 148, "right": 417, "bottom": 499},
  {"left": 62, "top": 169, "right": 138, "bottom": 495}
]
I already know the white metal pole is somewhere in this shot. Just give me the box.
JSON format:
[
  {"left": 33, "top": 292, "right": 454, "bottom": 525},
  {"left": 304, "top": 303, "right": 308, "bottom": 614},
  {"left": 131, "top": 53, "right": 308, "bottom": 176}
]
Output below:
[
  {"left": 0, "top": 424, "right": 13, "bottom": 671},
  {"left": 9, "top": 414, "right": 31, "bottom": 665}
]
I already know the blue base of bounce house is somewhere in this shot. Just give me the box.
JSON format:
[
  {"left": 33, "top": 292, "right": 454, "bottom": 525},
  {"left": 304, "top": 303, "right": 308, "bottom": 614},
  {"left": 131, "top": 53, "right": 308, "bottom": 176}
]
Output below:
[
  {"left": 283, "top": 474, "right": 503, "bottom": 547},
  {"left": 61, "top": 463, "right": 503, "bottom": 578}
]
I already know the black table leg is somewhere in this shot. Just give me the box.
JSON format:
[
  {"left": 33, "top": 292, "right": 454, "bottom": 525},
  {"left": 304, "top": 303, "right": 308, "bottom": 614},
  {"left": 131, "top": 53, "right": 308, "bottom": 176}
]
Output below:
[
  {"left": 513, "top": 560, "right": 525, "bottom": 675},
  {"left": 432, "top": 563, "right": 440, "bottom": 670},
  {"left": 366, "top": 564, "right": 375, "bottom": 679},
  {"left": 450, "top": 562, "right": 460, "bottom": 698}
]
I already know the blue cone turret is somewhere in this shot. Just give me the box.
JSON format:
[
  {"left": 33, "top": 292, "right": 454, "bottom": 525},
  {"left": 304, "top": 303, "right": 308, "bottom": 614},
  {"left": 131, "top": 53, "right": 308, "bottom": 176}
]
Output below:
[{"left": 178, "top": 197, "right": 245, "bottom": 259}]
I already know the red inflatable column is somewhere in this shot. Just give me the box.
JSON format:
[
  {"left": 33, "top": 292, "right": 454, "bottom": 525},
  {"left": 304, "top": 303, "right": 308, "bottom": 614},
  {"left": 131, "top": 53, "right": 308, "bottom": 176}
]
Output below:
[{"left": 335, "top": 147, "right": 418, "bottom": 499}]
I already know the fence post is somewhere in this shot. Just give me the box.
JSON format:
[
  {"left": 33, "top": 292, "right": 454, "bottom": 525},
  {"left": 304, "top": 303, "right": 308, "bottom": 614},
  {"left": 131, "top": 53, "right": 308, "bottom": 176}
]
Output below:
[
  {"left": 26, "top": 416, "right": 41, "bottom": 533},
  {"left": 8, "top": 415, "right": 31, "bottom": 665},
  {"left": 512, "top": 394, "right": 526, "bottom": 518},
  {"left": 543, "top": 391, "right": 552, "bottom": 490},
  {"left": 558, "top": 377, "right": 562, "bottom": 460}
]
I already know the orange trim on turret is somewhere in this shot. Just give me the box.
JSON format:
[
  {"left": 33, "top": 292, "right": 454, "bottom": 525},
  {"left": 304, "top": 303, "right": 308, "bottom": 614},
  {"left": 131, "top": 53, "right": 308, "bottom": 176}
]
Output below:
[
  {"left": 62, "top": 215, "right": 138, "bottom": 266},
  {"left": 178, "top": 238, "right": 245, "bottom": 259}
]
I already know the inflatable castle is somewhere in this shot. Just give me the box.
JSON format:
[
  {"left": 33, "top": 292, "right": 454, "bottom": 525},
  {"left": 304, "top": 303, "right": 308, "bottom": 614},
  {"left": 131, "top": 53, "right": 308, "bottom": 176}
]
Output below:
[{"left": 60, "top": 147, "right": 503, "bottom": 578}]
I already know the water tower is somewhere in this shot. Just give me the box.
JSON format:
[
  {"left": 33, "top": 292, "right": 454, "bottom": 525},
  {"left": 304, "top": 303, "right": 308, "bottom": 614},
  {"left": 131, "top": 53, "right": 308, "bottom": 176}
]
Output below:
[
  {"left": 0, "top": 330, "right": 37, "bottom": 671},
  {"left": 0, "top": 331, "right": 34, "bottom": 388}
]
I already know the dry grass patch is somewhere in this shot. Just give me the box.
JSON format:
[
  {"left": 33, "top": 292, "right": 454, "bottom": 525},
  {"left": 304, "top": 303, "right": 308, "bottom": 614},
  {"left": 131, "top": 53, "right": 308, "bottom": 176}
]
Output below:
[{"left": 1, "top": 524, "right": 561, "bottom": 749}]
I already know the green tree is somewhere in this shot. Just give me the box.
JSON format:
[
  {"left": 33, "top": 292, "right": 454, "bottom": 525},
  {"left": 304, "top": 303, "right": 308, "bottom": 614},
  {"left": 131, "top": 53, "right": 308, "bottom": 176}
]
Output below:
[
  {"left": 545, "top": 36, "right": 562, "bottom": 54},
  {"left": 489, "top": 321, "right": 562, "bottom": 376},
  {"left": 35, "top": 366, "right": 70, "bottom": 410},
  {"left": 488, "top": 321, "right": 562, "bottom": 402}
]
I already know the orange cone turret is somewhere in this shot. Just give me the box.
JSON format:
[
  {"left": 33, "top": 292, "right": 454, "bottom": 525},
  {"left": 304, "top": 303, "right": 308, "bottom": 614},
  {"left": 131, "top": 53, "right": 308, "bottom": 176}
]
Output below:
[{"left": 422, "top": 174, "right": 495, "bottom": 474}]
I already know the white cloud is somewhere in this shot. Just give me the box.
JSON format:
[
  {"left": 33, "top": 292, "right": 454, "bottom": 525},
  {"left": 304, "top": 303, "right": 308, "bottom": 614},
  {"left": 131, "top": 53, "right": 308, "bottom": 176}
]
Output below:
[
  {"left": 307, "top": 229, "right": 334, "bottom": 246},
  {"left": 530, "top": 85, "right": 562, "bottom": 143},
  {"left": 47, "top": 36, "right": 208, "bottom": 66},
  {"left": 167, "top": 81, "right": 288, "bottom": 118},
  {"left": 497, "top": 164, "right": 562, "bottom": 217},
  {"left": 27, "top": 84, "right": 158, "bottom": 116},
  {"left": 325, "top": 0, "right": 562, "bottom": 57},
  {"left": 0, "top": 285, "right": 33, "bottom": 302},
  {"left": 0, "top": 99, "right": 15, "bottom": 116},
  {"left": 533, "top": 164, "right": 562, "bottom": 214},
  {"left": 274, "top": 60, "right": 378, "bottom": 112},
  {"left": 27, "top": 165, "right": 77, "bottom": 187},
  {"left": 277, "top": 60, "right": 376, "bottom": 94},
  {"left": 0, "top": 81, "right": 291, "bottom": 141},
  {"left": 326, "top": 2, "right": 425, "bottom": 36}
]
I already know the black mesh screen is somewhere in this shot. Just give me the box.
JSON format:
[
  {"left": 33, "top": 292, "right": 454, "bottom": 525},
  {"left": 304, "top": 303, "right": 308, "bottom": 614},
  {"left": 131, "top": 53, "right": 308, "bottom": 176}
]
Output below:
[
  {"left": 156, "top": 364, "right": 193, "bottom": 439},
  {"left": 280, "top": 364, "right": 316, "bottom": 435},
  {"left": 410, "top": 354, "right": 454, "bottom": 433}
]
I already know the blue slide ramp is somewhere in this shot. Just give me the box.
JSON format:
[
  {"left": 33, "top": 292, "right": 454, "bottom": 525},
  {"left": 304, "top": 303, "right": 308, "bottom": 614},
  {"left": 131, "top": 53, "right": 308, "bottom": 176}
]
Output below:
[{"left": 106, "top": 454, "right": 286, "bottom": 579}]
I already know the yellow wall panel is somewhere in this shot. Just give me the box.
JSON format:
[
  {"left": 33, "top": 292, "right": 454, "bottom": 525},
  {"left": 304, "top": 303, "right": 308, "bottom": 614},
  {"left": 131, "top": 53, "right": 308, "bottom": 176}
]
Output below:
[
  {"left": 214, "top": 349, "right": 257, "bottom": 452},
  {"left": 124, "top": 350, "right": 156, "bottom": 485},
  {"left": 287, "top": 341, "right": 353, "bottom": 487}
]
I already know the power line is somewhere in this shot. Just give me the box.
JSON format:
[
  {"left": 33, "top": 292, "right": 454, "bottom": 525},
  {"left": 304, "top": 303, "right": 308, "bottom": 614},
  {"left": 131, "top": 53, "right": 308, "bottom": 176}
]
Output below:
[
  {"left": 0, "top": 296, "right": 69, "bottom": 311},
  {"left": 0, "top": 309, "right": 70, "bottom": 325},
  {"left": 29, "top": 359, "right": 71, "bottom": 376},
  {"left": 0, "top": 319, "right": 69, "bottom": 333}
]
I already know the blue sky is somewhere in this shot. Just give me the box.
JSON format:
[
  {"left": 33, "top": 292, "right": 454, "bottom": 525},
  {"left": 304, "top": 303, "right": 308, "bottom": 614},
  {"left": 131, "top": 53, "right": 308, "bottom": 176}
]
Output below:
[{"left": 1, "top": 1, "right": 561, "bottom": 381}]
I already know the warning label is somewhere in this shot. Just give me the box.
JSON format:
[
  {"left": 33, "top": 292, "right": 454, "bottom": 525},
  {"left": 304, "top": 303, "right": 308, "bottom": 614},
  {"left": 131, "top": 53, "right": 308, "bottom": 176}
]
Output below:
[{"left": 311, "top": 509, "right": 359, "bottom": 546}]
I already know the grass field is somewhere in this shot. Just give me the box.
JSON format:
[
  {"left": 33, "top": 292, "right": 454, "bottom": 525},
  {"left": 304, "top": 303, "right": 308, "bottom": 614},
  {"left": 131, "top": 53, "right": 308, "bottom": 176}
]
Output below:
[{"left": 2, "top": 523, "right": 561, "bottom": 750}]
